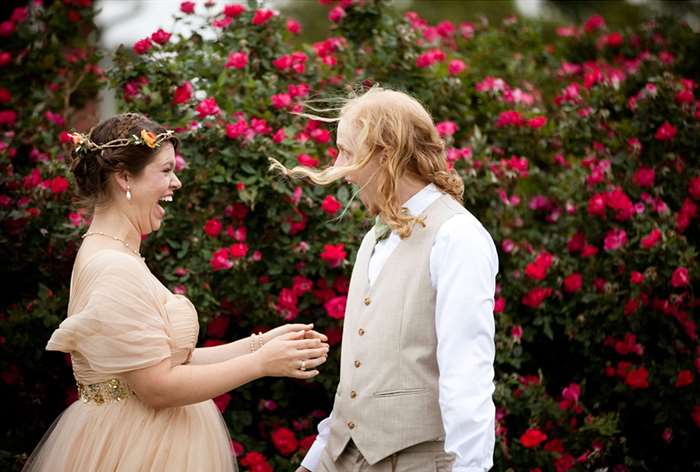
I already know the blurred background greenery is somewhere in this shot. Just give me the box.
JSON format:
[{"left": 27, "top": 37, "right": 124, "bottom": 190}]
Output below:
[{"left": 276, "top": 0, "right": 700, "bottom": 43}]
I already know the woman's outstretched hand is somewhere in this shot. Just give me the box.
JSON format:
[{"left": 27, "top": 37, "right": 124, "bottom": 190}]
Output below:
[{"left": 254, "top": 330, "right": 329, "bottom": 379}]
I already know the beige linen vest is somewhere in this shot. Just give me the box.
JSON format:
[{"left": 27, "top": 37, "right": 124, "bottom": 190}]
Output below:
[{"left": 326, "top": 194, "right": 469, "bottom": 465}]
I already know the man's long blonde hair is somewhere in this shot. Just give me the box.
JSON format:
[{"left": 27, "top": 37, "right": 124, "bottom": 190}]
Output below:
[{"left": 270, "top": 86, "right": 464, "bottom": 239}]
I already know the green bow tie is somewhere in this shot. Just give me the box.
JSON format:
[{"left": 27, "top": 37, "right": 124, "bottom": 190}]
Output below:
[{"left": 373, "top": 216, "right": 391, "bottom": 242}]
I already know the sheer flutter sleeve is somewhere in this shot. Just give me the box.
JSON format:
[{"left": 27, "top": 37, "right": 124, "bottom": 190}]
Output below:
[{"left": 46, "top": 251, "right": 172, "bottom": 374}]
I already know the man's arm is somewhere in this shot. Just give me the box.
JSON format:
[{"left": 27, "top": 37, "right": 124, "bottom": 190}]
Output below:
[
  {"left": 431, "top": 215, "right": 498, "bottom": 471},
  {"left": 298, "top": 412, "right": 334, "bottom": 471}
]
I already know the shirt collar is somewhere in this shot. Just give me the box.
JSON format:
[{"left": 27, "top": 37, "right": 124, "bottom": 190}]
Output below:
[{"left": 401, "top": 183, "right": 442, "bottom": 216}]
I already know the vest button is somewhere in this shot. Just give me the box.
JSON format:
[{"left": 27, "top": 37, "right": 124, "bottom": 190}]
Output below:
[
  {"left": 347, "top": 421, "right": 355, "bottom": 429},
  {"left": 354, "top": 360, "right": 361, "bottom": 368},
  {"left": 358, "top": 328, "right": 365, "bottom": 336},
  {"left": 363, "top": 296, "right": 371, "bottom": 306},
  {"left": 350, "top": 390, "right": 357, "bottom": 399}
]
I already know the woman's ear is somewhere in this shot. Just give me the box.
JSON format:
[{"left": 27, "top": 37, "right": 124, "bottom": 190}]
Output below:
[{"left": 113, "top": 169, "right": 130, "bottom": 193}]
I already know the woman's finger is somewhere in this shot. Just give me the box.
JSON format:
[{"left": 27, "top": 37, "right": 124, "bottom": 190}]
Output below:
[
  {"left": 304, "top": 330, "right": 328, "bottom": 341},
  {"left": 291, "top": 369, "right": 320, "bottom": 379},
  {"left": 290, "top": 338, "right": 324, "bottom": 349},
  {"left": 303, "top": 356, "right": 327, "bottom": 369},
  {"left": 297, "top": 347, "right": 328, "bottom": 359}
]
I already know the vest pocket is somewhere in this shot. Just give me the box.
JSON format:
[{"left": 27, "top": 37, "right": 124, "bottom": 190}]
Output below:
[{"left": 372, "top": 387, "right": 427, "bottom": 398}]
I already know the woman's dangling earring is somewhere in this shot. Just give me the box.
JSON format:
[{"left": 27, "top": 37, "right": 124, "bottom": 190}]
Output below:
[{"left": 126, "top": 185, "right": 132, "bottom": 201}]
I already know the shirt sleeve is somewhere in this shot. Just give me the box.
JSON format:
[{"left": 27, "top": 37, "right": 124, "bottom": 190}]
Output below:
[
  {"left": 430, "top": 214, "right": 498, "bottom": 471},
  {"left": 301, "top": 412, "right": 333, "bottom": 471}
]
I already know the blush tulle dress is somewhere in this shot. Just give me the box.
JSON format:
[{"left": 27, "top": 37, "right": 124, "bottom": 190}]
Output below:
[{"left": 23, "top": 249, "right": 237, "bottom": 471}]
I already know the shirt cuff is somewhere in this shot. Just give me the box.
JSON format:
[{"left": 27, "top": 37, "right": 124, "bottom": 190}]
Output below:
[{"left": 300, "top": 438, "right": 327, "bottom": 472}]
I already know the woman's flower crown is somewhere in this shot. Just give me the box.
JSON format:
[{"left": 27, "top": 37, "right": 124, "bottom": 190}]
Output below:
[{"left": 69, "top": 129, "right": 175, "bottom": 155}]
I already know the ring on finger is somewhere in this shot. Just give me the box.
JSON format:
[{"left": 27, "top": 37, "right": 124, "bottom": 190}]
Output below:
[{"left": 300, "top": 360, "right": 307, "bottom": 371}]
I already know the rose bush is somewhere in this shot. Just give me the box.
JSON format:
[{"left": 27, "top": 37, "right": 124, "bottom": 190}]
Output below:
[{"left": 1, "top": 0, "right": 698, "bottom": 470}]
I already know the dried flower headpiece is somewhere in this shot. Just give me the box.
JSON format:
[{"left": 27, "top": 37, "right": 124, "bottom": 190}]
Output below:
[{"left": 69, "top": 129, "right": 175, "bottom": 155}]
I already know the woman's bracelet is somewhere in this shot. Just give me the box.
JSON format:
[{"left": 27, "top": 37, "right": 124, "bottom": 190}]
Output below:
[{"left": 249, "top": 332, "right": 265, "bottom": 352}]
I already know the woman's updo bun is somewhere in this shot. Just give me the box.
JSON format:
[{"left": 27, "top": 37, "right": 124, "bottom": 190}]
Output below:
[{"left": 69, "top": 113, "right": 179, "bottom": 209}]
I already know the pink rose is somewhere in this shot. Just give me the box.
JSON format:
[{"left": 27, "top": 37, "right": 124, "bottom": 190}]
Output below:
[
  {"left": 287, "top": 19, "right": 301, "bottom": 34},
  {"left": 225, "top": 51, "right": 248, "bottom": 69},
  {"left": 640, "top": 228, "right": 661, "bottom": 249},
  {"left": 632, "top": 167, "right": 655, "bottom": 188},
  {"left": 230, "top": 243, "right": 248, "bottom": 259},
  {"left": 328, "top": 6, "right": 346, "bottom": 23},
  {"left": 671, "top": 267, "right": 689, "bottom": 288},
  {"left": 603, "top": 228, "right": 627, "bottom": 251},
  {"left": 448, "top": 59, "right": 466, "bottom": 75},
  {"left": 324, "top": 296, "right": 347, "bottom": 319}
]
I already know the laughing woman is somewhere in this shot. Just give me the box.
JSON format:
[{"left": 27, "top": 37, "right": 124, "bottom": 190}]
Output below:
[{"left": 22, "top": 113, "right": 329, "bottom": 472}]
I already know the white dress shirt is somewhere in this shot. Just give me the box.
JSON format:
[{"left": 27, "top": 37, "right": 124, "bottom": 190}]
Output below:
[{"left": 302, "top": 184, "right": 498, "bottom": 472}]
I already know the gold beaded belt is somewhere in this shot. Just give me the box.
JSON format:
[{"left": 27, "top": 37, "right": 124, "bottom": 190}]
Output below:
[{"left": 77, "top": 378, "right": 131, "bottom": 405}]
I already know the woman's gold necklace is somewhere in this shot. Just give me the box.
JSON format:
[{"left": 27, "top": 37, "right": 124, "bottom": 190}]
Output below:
[{"left": 82, "top": 231, "right": 144, "bottom": 260}]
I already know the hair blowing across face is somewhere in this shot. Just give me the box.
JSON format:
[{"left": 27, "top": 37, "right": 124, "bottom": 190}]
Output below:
[
  {"left": 270, "top": 86, "right": 465, "bottom": 239},
  {"left": 69, "top": 113, "right": 179, "bottom": 210}
]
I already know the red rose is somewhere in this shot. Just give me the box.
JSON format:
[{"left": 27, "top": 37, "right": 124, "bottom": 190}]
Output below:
[
  {"left": 689, "top": 176, "right": 700, "bottom": 200},
  {"left": 521, "top": 286, "right": 552, "bottom": 309},
  {"left": 0, "top": 87, "right": 11, "bottom": 103},
  {"left": 298, "top": 153, "right": 319, "bottom": 168},
  {"left": 150, "top": 28, "right": 171, "bottom": 45},
  {"left": 180, "top": 1, "right": 195, "bottom": 14},
  {"left": 494, "top": 297, "right": 506, "bottom": 314},
  {"left": 224, "top": 4, "right": 246, "bottom": 17},
  {"left": 270, "top": 93, "right": 291, "bottom": 109},
  {"left": 0, "top": 109, "right": 17, "bottom": 126},
  {"left": 320, "top": 243, "right": 346, "bottom": 267},
  {"left": 213, "top": 393, "right": 231, "bottom": 412},
  {"left": 633, "top": 167, "right": 655, "bottom": 188},
  {"left": 49, "top": 176, "right": 69, "bottom": 194},
  {"left": 671, "top": 267, "right": 689, "bottom": 288},
  {"left": 321, "top": 195, "right": 342, "bottom": 215},
  {"left": 655, "top": 121, "right": 677, "bottom": 141},
  {"left": 519, "top": 428, "right": 547, "bottom": 448},
  {"left": 209, "top": 247, "right": 232, "bottom": 271},
  {"left": 583, "top": 14, "right": 605, "bottom": 32},
  {"left": 692, "top": 405, "right": 700, "bottom": 428},
  {"left": 587, "top": 194, "right": 606, "bottom": 217},
  {"left": 292, "top": 276, "right": 313, "bottom": 295},
  {"left": 675, "top": 370, "right": 693, "bottom": 387},
  {"left": 625, "top": 367, "right": 649, "bottom": 389},
  {"left": 324, "top": 296, "right": 347, "bottom": 319},
  {"left": 203, "top": 218, "right": 222, "bottom": 237},
  {"left": 173, "top": 81, "right": 192, "bottom": 104},
  {"left": 251, "top": 9, "right": 274, "bottom": 26},
  {"left": 496, "top": 110, "right": 524, "bottom": 127},
  {"left": 276, "top": 288, "right": 298, "bottom": 321},
  {"left": 230, "top": 243, "right": 248, "bottom": 259},
  {"left": 563, "top": 273, "right": 583, "bottom": 293},
  {"left": 271, "top": 427, "right": 298, "bottom": 456},
  {"left": 133, "top": 38, "right": 153, "bottom": 55},
  {"left": 524, "top": 251, "right": 553, "bottom": 281},
  {"left": 239, "top": 451, "right": 272, "bottom": 472},
  {"left": 196, "top": 97, "right": 220, "bottom": 118},
  {"left": 527, "top": 116, "right": 547, "bottom": 129},
  {"left": 640, "top": 228, "right": 661, "bottom": 249},
  {"left": 207, "top": 316, "right": 230, "bottom": 338},
  {"left": 605, "top": 32, "right": 624, "bottom": 47},
  {"left": 299, "top": 434, "right": 317, "bottom": 452},
  {"left": 0, "top": 51, "right": 12, "bottom": 67},
  {"left": 0, "top": 21, "right": 15, "bottom": 37},
  {"left": 630, "top": 271, "right": 645, "bottom": 285}
]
